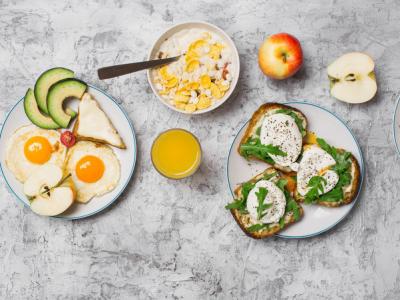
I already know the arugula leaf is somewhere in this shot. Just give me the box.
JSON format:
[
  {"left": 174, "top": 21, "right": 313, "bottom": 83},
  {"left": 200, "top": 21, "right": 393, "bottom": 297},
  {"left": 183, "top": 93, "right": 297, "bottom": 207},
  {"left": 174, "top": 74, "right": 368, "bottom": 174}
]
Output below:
[
  {"left": 225, "top": 198, "right": 246, "bottom": 211},
  {"left": 255, "top": 126, "right": 261, "bottom": 136},
  {"left": 256, "top": 187, "right": 272, "bottom": 220},
  {"left": 240, "top": 137, "right": 286, "bottom": 164},
  {"left": 247, "top": 223, "right": 269, "bottom": 232},
  {"left": 279, "top": 217, "right": 285, "bottom": 229},
  {"left": 304, "top": 176, "right": 327, "bottom": 204},
  {"left": 314, "top": 138, "right": 353, "bottom": 203},
  {"left": 263, "top": 172, "right": 277, "bottom": 180},
  {"left": 276, "top": 178, "right": 288, "bottom": 191},
  {"left": 275, "top": 109, "right": 306, "bottom": 137},
  {"left": 225, "top": 182, "right": 255, "bottom": 213},
  {"left": 286, "top": 199, "right": 301, "bottom": 220}
]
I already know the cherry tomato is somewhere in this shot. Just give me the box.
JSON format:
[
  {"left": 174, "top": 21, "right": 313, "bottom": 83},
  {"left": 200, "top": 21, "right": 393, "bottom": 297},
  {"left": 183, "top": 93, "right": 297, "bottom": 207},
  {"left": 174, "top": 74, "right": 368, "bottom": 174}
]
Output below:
[{"left": 60, "top": 131, "right": 76, "bottom": 148}]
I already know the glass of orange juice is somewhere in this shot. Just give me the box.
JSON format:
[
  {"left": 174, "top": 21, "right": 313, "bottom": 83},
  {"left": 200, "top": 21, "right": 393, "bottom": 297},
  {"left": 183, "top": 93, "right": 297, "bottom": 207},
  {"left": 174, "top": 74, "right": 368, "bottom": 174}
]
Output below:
[{"left": 151, "top": 128, "right": 202, "bottom": 179}]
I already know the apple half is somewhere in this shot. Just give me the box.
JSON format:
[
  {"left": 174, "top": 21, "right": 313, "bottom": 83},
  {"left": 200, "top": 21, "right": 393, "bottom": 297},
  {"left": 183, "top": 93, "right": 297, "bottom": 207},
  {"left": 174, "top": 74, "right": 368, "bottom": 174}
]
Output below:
[
  {"left": 328, "top": 52, "right": 377, "bottom": 104},
  {"left": 23, "top": 164, "right": 76, "bottom": 216}
]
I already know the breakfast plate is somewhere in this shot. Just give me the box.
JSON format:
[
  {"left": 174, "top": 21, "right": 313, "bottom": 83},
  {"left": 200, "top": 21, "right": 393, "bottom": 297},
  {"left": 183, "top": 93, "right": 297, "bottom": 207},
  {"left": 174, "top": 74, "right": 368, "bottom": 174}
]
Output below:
[
  {"left": 0, "top": 85, "right": 137, "bottom": 220},
  {"left": 227, "top": 102, "right": 364, "bottom": 238},
  {"left": 393, "top": 95, "right": 400, "bottom": 156}
]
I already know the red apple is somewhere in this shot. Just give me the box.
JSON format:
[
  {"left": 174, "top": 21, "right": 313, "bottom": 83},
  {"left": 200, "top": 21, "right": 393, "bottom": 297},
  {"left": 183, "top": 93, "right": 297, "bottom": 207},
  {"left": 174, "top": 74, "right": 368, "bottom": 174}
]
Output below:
[{"left": 258, "top": 33, "right": 303, "bottom": 80}]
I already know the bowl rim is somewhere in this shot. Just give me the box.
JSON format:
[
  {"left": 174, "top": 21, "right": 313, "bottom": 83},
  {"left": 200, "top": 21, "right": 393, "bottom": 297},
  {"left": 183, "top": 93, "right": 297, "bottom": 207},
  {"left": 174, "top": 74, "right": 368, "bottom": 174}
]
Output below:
[{"left": 146, "top": 21, "right": 240, "bottom": 115}]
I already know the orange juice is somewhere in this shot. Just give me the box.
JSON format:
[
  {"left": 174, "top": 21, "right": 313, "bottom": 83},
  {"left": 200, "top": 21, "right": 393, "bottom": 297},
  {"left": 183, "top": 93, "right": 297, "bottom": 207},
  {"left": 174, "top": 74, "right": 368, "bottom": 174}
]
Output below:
[{"left": 151, "top": 129, "right": 202, "bottom": 179}]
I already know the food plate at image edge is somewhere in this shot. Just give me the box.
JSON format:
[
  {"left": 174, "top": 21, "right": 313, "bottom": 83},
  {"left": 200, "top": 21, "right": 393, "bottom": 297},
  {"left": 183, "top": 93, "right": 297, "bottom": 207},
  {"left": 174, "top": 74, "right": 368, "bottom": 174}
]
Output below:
[
  {"left": 0, "top": 84, "right": 137, "bottom": 220},
  {"left": 227, "top": 101, "right": 365, "bottom": 238}
]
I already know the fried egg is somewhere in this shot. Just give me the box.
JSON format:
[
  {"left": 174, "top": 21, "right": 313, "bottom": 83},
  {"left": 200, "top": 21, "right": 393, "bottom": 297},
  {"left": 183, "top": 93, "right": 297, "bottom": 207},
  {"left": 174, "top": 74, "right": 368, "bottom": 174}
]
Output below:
[
  {"left": 246, "top": 179, "right": 286, "bottom": 224},
  {"left": 6, "top": 125, "right": 67, "bottom": 182},
  {"left": 297, "top": 145, "right": 339, "bottom": 196},
  {"left": 260, "top": 113, "right": 302, "bottom": 170},
  {"left": 65, "top": 141, "right": 120, "bottom": 203}
]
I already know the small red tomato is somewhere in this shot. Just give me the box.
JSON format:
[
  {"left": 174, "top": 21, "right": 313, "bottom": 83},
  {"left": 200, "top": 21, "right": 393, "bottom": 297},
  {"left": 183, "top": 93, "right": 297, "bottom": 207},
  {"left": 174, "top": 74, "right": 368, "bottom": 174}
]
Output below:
[{"left": 60, "top": 131, "right": 76, "bottom": 148}]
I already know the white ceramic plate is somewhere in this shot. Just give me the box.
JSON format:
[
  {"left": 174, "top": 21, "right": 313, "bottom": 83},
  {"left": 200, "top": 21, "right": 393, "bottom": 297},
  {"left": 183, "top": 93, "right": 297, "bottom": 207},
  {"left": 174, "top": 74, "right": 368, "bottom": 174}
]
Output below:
[
  {"left": 393, "top": 95, "right": 400, "bottom": 156},
  {"left": 147, "top": 21, "right": 240, "bottom": 114},
  {"left": 227, "top": 102, "right": 364, "bottom": 238},
  {"left": 0, "top": 85, "right": 137, "bottom": 220}
]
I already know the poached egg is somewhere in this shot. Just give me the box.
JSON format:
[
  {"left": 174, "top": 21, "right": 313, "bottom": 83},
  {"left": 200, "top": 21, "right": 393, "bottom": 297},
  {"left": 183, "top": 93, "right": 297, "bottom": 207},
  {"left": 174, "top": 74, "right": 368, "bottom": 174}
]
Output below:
[
  {"left": 260, "top": 113, "right": 302, "bottom": 170},
  {"left": 297, "top": 145, "right": 339, "bottom": 196},
  {"left": 246, "top": 179, "right": 286, "bottom": 224}
]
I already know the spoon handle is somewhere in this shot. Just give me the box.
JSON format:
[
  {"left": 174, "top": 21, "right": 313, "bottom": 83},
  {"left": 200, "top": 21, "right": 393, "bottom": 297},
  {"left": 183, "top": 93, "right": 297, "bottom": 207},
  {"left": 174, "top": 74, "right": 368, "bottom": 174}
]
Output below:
[{"left": 97, "top": 56, "right": 180, "bottom": 80}]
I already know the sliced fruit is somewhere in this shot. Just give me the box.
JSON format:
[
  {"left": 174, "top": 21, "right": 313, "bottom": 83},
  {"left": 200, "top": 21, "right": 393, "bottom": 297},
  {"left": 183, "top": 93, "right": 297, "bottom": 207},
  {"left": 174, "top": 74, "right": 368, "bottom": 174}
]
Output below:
[
  {"left": 30, "top": 186, "right": 74, "bottom": 216},
  {"left": 24, "top": 89, "right": 60, "bottom": 129},
  {"left": 327, "top": 52, "right": 377, "bottom": 104},
  {"left": 34, "top": 67, "right": 74, "bottom": 114},
  {"left": 47, "top": 78, "right": 87, "bottom": 128},
  {"left": 23, "top": 164, "right": 76, "bottom": 216}
]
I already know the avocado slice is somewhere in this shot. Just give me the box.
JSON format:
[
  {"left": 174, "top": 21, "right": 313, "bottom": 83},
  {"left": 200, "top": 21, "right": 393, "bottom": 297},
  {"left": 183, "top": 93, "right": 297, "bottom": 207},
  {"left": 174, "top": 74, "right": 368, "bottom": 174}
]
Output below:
[
  {"left": 24, "top": 88, "right": 60, "bottom": 129},
  {"left": 47, "top": 78, "right": 87, "bottom": 128},
  {"left": 34, "top": 67, "right": 74, "bottom": 114}
]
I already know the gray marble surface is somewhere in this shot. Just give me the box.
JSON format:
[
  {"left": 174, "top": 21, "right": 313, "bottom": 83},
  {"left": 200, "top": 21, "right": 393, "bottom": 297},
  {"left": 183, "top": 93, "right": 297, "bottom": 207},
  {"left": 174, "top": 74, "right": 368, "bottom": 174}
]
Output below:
[{"left": 1, "top": 0, "right": 400, "bottom": 299}]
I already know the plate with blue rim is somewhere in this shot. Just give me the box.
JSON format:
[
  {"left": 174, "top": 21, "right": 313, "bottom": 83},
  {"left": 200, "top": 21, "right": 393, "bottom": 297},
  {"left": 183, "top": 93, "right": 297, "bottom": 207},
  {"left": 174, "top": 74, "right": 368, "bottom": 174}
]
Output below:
[
  {"left": 393, "top": 95, "right": 400, "bottom": 157},
  {"left": 0, "top": 84, "right": 137, "bottom": 220},
  {"left": 227, "top": 101, "right": 364, "bottom": 238}
]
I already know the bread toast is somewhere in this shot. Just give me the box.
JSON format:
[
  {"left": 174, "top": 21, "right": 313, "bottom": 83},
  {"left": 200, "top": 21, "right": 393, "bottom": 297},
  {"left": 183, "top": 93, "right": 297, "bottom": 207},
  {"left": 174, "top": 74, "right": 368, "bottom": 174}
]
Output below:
[
  {"left": 238, "top": 103, "right": 307, "bottom": 172},
  {"left": 228, "top": 167, "right": 304, "bottom": 239},
  {"left": 294, "top": 145, "right": 361, "bottom": 207}
]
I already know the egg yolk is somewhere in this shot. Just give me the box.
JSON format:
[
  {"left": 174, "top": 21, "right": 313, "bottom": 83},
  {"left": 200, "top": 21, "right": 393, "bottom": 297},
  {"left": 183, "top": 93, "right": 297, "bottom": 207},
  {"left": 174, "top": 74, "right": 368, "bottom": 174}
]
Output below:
[
  {"left": 24, "top": 136, "right": 52, "bottom": 164},
  {"left": 76, "top": 155, "right": 105, "bottom": 183}
]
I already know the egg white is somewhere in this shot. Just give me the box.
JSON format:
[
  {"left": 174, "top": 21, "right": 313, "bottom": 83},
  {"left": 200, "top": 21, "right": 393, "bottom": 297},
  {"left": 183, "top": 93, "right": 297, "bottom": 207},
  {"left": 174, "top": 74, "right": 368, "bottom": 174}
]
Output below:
[
  {"left": 246, "top": 179, "right": 286, "bottom": 224},
  {"left": 6, "top": 125, "right": 67, "bottom": 182},
  {"left": 297, "top": 145, "right": 339, "bottom": 196},
  {"left": 260, "top": 113, "right": 302, "bottom": 169},
  {"left": 65, "top": 141, "right": 120, "bottom": 203}
]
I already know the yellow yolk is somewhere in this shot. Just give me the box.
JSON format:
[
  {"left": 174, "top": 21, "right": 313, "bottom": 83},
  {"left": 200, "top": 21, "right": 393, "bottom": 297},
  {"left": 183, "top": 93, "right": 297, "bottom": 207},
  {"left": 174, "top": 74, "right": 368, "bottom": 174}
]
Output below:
[
  {"left": 76, "top": 155, "right": 105, "bottom": 183},
  {"left": 24, "top": 136, "right": 52, "bottom": 164}
]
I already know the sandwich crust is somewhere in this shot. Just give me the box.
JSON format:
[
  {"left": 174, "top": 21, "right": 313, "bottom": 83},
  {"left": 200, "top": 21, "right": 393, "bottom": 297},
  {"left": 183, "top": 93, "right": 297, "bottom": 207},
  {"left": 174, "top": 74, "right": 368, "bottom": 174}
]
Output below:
[
  {"left": 238, "top": 103, "right": 307, "bottom": 173},
  {"left": 229, "top": 167, "right": 304, "bottom": 239}
]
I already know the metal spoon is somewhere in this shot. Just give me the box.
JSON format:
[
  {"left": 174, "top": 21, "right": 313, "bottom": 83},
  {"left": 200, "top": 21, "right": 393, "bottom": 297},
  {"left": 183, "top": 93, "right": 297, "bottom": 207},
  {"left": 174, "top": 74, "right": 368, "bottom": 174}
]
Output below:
[{"left": 97, "top": 55, "right": 181, "bottom": 80}]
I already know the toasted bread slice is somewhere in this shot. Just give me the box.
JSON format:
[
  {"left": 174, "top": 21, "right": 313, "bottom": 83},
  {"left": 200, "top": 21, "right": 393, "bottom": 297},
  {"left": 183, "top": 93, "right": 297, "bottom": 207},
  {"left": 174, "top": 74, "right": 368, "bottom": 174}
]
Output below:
[
  {"left": 238, "top": 103, "right": 307, "bottom": 173},
  {"left": 73, "top": 93, "right": 126, "bottom": 149},
  {"left": 229, "top": 167, "right": 304, "bottom": 239},
  {"left": 294, "top": 145, "right": 361, "bottom": 207}
]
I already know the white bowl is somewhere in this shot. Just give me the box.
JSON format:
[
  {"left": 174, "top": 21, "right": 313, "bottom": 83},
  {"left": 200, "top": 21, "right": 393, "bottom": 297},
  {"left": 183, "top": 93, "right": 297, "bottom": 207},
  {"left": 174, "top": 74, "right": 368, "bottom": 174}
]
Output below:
[{"left": 147, "top": 21, "right": 240, "bottom": 114}]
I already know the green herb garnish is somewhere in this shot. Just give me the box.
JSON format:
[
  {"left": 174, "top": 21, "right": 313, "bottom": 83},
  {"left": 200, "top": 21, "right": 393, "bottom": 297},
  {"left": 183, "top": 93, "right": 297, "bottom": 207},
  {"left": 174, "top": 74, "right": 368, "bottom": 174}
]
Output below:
[
  {"left": 240, "top": 137, "right": 287, "bottom": 164},
  {"left": 304, "top": 176, "right": 327, "bottom": 204},
  {"left": 247, "top": 223, "right": 269, "bottom": 232},
  {"left": 276, "top": 178, "right": 301, "bottom": 221},
  {"left": 275, "top": 109, "right": 306, "bottom": 137},
  {"left": 225, "top": 182, "right": 255, "bottom": 213},
  {"left": 255, "top": 187, "right": 272, "bottom": 220},
  {"left": 263, "top": 172, "right": 277, "bottom": 180}
]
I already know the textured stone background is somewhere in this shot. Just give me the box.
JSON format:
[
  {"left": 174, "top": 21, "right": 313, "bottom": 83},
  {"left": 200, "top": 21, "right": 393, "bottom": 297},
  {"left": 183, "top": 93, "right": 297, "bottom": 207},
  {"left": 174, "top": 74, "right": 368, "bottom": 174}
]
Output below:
[{"left": 1, "top": 0, "right": 400, "bottom": 299}]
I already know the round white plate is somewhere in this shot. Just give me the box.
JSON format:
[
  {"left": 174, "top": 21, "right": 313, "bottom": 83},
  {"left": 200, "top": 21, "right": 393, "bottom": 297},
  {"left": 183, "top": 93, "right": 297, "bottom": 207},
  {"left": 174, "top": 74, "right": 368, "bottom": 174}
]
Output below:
[
  {"left": 227, "top": 102, "right": 364, "bottom": 238},
  {"left": 147, "top": 21, "right": 240, "bottom": 114},
  {"left": 0, "top": 85, "right": 137, "bottom": 220},
  {"left": 393, "top": 95, "right": 400, "bottom": 156}
]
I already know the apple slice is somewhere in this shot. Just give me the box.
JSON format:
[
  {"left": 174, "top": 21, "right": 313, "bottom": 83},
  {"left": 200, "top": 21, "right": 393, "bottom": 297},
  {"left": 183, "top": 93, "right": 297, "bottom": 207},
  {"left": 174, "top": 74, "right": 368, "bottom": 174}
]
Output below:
[
  {"left": 23, "top": 164, "right": 76, "bottom": 216},
  {"left": 30, "top": 186, "right": 74, "bottom": 217},
  {"left": 327, "top": 52, "right": 377, "bottom": 104}
]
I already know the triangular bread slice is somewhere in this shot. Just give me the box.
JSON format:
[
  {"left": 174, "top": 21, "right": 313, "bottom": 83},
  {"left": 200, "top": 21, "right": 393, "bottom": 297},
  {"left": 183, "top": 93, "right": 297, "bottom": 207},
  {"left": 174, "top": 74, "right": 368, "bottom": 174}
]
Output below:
[
  {"left": 73, "top": 93, "right": 126, "bottom": 149},
  {"left": 229, "top": 167, "right": 304, "bottom": 239}
]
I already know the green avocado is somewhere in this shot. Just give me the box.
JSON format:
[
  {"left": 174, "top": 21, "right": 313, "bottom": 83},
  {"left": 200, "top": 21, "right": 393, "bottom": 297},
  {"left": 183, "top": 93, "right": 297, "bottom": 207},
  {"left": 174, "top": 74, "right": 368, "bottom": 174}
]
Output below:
[
  {"left": 47, "top": 78, "right": 87, "bottom": 128},
  {"left": 34, "top": 67, "right": 74, "bottom": 114}
]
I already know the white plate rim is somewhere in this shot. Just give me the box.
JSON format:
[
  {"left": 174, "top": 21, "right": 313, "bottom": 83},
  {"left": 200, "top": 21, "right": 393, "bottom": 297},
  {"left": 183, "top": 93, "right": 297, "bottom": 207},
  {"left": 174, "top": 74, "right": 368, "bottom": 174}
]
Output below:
[
  {"left": 146, "top": 20, "right": 240, "bottom": 115},
  {"left": 393, "top": 94, "right": 400, "bottom": 157},
  {"left": 0, "top": 84, "right": 137, "bottom": 220},
  {"left": 226, "top": 101, "right": 365, "bottom": 239}
]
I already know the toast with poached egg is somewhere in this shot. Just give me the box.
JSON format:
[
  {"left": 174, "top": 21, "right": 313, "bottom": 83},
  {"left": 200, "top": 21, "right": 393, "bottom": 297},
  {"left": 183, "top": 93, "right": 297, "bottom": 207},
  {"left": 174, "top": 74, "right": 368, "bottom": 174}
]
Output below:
[
  {"left": 239, "top": 103, "right": 307, "bottom": 173},
  {"left": 73, "top": 93, "right": 126, "bottom": 149},
  {"left": 226, "top": 167, "right": 303, "bottom": 239},
  {"left": 294, "top": 138, "right": 361, "bottom": 207}
]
